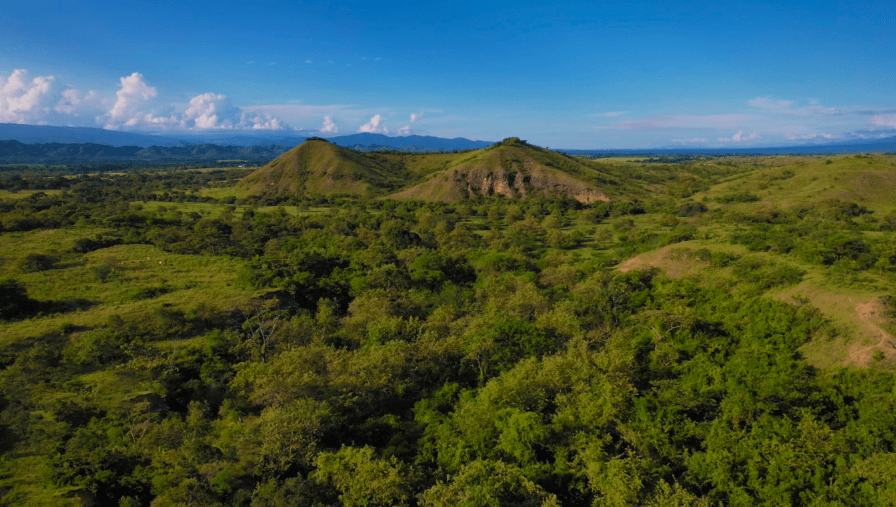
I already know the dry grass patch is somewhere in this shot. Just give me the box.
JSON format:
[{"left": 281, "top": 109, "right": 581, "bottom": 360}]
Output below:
[
  {"left": 774, "top": 283, "right": 896, "bottom": 369},
  {"left": 617, "top": 242, "right": 711, "bottom": 278}
]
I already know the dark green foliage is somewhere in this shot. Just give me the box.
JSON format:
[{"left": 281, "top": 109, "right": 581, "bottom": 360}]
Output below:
[
  {"left": 819, "top": 234, "right": 873, "bottom": 266},
  {"left": 73, "top": 235, "right": 122, "bottom": 253},
  {"left": 4, "top": 160, "right": 896, "bottom": 506},
  {"left": 716, "top": 192, "right": 761, "bottom": 203},
  {"left": 0, "top": 278, "right": 37, "bottom": 320},
  {"left": 128, "top": 285, "right": 173, "bottom": 301},
  {"left": 731, "top": 258, "right": 806, "bottom": 289},
  {"left": 676, "top": 201, "right": 708, "bottom": 217},
  {"left": 694, "top": 248, "right": 739, "bottom": 267},
  {"left": 471, "top": 316, "right": 555, "bottom": 380},
  {"left": 89, "top": 262, "right": 114, "bottom": 283},
  {"left": 15, "top": 252, "right": 58, "bottom": 272},
  {"left": 820, "top": 198, "right": 871, "bottom": 220},
  {"left": 409, "top": 251, "right": 476, "bottom": 288}
]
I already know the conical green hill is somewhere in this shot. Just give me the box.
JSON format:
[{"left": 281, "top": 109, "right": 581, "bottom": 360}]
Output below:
[
  {"left": 238, "top": 138, "right": 409, "bottom": 198},
  {"left": 239, "top": 137, "right": 627, "bottom": 202},
  {"left": 386, "top": 138, "right": 619, "bottom": 203}
]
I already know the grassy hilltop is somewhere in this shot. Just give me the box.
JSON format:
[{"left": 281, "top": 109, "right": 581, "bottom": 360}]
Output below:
[
  {"left": 1, "top": 150, "right": 896, "bottom": 505},
  {"left": 239, "top": 137, "right": 629, "bottom": 203}
]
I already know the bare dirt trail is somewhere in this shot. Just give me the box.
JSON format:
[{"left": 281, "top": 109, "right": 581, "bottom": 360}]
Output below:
[{"left": 846, "top": 298, "right": 896, "bottom": 367}]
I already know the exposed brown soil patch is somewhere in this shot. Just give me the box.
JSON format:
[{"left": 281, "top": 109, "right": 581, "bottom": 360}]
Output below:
[
  {"left": 389, "top": 144, "right": 613, "bottom": 203},
  {"left": 846, "top": 298, "right": 896, "bottom": 367},
  {"left": 617, "top": 245, "right": 707, "bottom": 278}
]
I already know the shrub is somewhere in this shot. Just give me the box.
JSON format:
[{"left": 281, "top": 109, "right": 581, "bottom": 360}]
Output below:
[
  {"left": 72, "top": 235, "right": 121, "bottom": 253},
  {"left": 716, "top": 192, "right": 761, "bottom": 204},
  {"left": 17, "top": 253, "right": 59, "bottom": 273},
  {"left": 90, "top": 262, "right": 114, "bottom": 283},
  {"left": 128, "top": 285, "right": 173, "bottom": 301},
  {"left": 0, "top": 278, "right": 38, "bottom": 320},
  {"left": 676, "top": 201, "right": 708, "bottom": 217},
  {"left": 731, "top": 258, "right": 805, "bottom": 289}
]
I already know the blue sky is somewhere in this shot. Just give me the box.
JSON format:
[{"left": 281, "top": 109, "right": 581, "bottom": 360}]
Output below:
[{"left": 1, "top": 0, "right": 894, "bottom": 148}]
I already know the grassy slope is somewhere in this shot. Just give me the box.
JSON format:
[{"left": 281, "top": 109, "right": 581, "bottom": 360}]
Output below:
[
  {"left": 0, "top": 227, "right": 264, "bottom": 505},
  {"left": 699, "top": 154, "right": 896, "bottom": 213},
  {"left": 615, "top": 153, "right": 896, "bottom": 369},
  {"left": 238, "top": 140, "right": 439, "bottom": 198},
  {"left": 0, "top": 231, "right": 253, "bottom": 348},
  {"left": 238, "top": 138, "right": 638, "bottom": 203},
  {"left": 387, "top": 140, "right": 624, "bottom": 203}
]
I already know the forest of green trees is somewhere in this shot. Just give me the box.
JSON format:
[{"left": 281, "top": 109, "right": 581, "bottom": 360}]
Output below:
[{"left": 2, "top": 154, "right": 896, "bottom": 506}]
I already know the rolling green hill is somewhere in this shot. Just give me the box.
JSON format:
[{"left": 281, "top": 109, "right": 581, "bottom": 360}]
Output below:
[
  {"left": 237, "top": 138, "right": 418, "bottom": 198},
  {"left": 240, "top": 137, "right": 629, "bottom": 202},
  {"left": 386, "top": 137, "right": 621, "bottom": 203}
]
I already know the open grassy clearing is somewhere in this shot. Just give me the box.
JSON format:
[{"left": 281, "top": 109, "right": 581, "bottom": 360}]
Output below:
[
  {"left": 131, "top": 200, "right": 333, "bottom": 219},
  {"left": 0, "top": 241, "right": 255, "bottom": 347},
  {"left": 696, "top": 154, "right": 896, "bottom": 213},
  {"left": 0, "top": 227, "right": 113, "bottom": 267},
  {"left": 0, "top": 189, "right": 64, "bottom": 200}
]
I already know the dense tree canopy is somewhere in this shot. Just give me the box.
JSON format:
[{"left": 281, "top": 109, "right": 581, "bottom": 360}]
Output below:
[{"left": 2, "top": 155, "right": 896, "bottom": 505}]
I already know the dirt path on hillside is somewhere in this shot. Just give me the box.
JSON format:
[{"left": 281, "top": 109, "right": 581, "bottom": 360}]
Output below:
[{"left": 846, "top": 298, "right": 896, "bottom": 367}]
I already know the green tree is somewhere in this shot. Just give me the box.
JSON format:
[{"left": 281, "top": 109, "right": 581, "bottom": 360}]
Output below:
[
  {"left": 313, "top": 446, "right": 413, "bottom": 507},
  {"left": 420, "top": 459, "right": 558, "bottom": 507},
  {"left": 0, "top": 277, "right": 37, "bottom": 320}
]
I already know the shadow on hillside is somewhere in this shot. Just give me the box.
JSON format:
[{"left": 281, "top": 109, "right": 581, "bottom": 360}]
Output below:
[
  {"left": 54, "top": 259, "right": 87, "bottom": 270},
  {"left": 39, "top": 298, "right": 97, "bottom": 315}
]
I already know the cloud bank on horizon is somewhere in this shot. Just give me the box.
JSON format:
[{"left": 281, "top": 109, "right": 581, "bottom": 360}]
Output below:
[
  {"left": 0, "top": 69, "right": 288, "bottom": 133},
  {"left": 2, "top": 68, "right": 896, "bottom": 148}
]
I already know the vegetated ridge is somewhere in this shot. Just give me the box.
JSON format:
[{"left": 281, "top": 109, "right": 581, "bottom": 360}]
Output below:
[
  {"left": 237, "top": 138, "right": 416, "bottom": 198},
  {"left": 388, "top": 137, "right": 616, "bottom": 203},
  {"left": 241, "top": 137, "right": 621, "bottom": 202}
]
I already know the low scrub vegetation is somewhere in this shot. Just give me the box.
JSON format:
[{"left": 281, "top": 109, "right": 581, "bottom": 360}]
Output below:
[{"left": 1, "top": 153, "right": 896, "bottom": 505}]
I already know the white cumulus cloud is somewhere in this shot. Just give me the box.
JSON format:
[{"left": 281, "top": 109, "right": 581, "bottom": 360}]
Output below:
[
  {"left": 103, "top": 72, "right": 181, "bottom": 129},
  {"left": 183, "top": 93, "right": 241, "bottom": 129},
  {"left": 871, "top": 114, "right": 896, "bottom": 129},
  {"left": 410, "top": 112, "right": 423, "bottom": 122},
  {"left": 320, "top": 115, "right": 338, "bottom": 133},
  {"left": 670, "top": 138, "right": 707, "bottom": 144},
  {"left": 241, "top": 112, "right": 284, "bottom": 130},
  {"left": 398, "top": 125, "right": 411, "bottom": 135},
  {"left": 748, "top": 97, "right": 794, "bottom": 110},
  {"left": 182, "top": 92, "right": 282, "bottom": 130},
  {"left": 359, "top": 114, "right": 388, "bottom": 134},
  {"left": 55, "top": 89, "right": 106, "bottom": 117},
  {"left": 718, "top": 130, "right": 760, "bottom": 142},
  {"left": 102, "top": 74, "right": 285, "bottom": 131},
  {"left": 787, "top": 133, "right": 834, "bottom": 141},
  {"left": 0, "top": 69, "right": 64, "bottom": 124},
  {"left": 1, "top": 69, "right": 292, "bottom": 132}
]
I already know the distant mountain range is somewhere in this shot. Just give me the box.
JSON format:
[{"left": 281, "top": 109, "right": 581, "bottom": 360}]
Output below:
[
  {"left": 0, "top": 124, "right": 492, "bottom": 152},
  {"left": 1, "top": 123, "right": 894, "bottom": 160},
  {"left": 0, "top": 123, "right": 185, "bottom": 148},
  {"left": 0, "top": 140, "right": 288, "bottom": 164}
]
